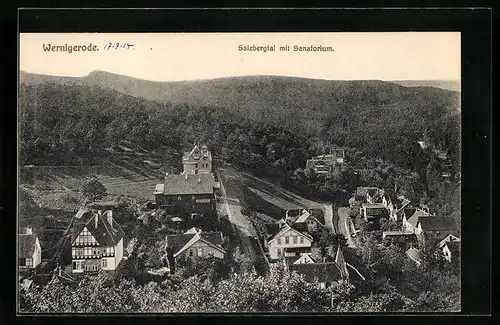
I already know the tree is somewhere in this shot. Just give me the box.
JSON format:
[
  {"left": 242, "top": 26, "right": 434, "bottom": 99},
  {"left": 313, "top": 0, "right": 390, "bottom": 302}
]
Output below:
[{"left": 81, "top": 178, "right": 107, "bottom": 202}]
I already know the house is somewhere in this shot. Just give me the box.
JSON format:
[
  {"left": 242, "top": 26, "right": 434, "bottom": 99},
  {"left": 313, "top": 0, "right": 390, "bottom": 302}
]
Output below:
[
  {"left": 406, "top": 247, "right": 422, "bottom": 266},
  {"left": 389, "top": 196, "right": 412, "bottom": 222},
  {"left": 360, "top": 203, "right": 390, "bottom": 223},
  {"left": 304, "top": 149, "right": 345, "bottom": 175},
  {"left": 287, "top": 246, "right": 350, "bottom": 289},
  {"left": 165, "top": 228, "right": 225, "bottom": 273},
  {"left": 21, "top": 266, "right": 76, "bottom": 290},
  {"left": 382, "top": 231, "right": 419, "bottom": 250},
  {"left": 182, "top": 145, "right": 212, "bottom": 175},
  {"left": 154, "top": 172, "right": 216, "bottom": 217},
  {"left": 417, "top": 216, "right": 460, "bottom": 243},
  {"left": 285, "top": 209, "right": 326, "bottom": 233},
  {"left": 19, "top": 226, "right": 42, "bottom": 271},
  {"left": 437, "top": 234, "right": 461, "bottom": 248},
  {"left": 402, "top": 208, "right": 432, "bottom": 234},
  {"left": 267, "top": 223, "right": 313, "bottom": 260},
  {"left": 351, "top": 187, "right": 387, "bottom": 205},
  {"left": 71, "top": 210, "right": 125, "bottom": 274},
  {"left": 441, "top": 241, "right": 460, "bottom": 263}
]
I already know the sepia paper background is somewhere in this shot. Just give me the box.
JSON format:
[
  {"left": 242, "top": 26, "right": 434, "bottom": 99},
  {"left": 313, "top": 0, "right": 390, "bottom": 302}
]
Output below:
[{"left": 20, "top": 32, "right": 461, "bottom": 82}]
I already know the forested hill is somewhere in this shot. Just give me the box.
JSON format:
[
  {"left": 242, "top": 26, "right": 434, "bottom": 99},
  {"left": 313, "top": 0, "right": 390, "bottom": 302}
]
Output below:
[{"left": 19, "top": 71, "right": 460, "bottom": 172}]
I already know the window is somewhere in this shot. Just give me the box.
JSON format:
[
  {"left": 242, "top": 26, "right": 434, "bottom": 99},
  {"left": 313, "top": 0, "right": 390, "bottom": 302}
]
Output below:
[
  {"left": 72, "top": 261, "right": 77, "bottom": 269},
  {"left": 197, "top": 248, "right": 203, "bottom": 257},
  {"left": 102, "top": 259, "right": 107, "bottom": 268},
  {"left": 300, "top": 237, "right": 304, "bottom": 244},
  {"left": 189, "top": 250, "right": 194, "bottom": 257},
  {"left": 293, "top": 236, "right": 298, "bottom": 244},
  {"left": 178, "top": 196, "right": 182, "bottom": 201},
  {"left": 19, "top": 258, "right": 26, "bottom": 266},
  {"left": 285, "top": 237, "right": 289, "bottom": 244},
  {"left": 277, "top": 238, "right": 281, "bottom": 245}
]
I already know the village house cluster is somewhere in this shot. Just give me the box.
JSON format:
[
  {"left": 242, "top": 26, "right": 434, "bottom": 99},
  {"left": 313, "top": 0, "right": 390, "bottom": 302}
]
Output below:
[
  {"left": 18, "top": 144, "right": 460, "bottom": 292},
  {"left": 347, "top": 186, "right": 460, "bottom": 265}
]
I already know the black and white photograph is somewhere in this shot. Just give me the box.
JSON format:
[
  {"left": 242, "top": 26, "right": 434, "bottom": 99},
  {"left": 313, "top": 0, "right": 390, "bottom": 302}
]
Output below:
[{"left": 18, "top": 31, "right": 462, "bottom": 313}]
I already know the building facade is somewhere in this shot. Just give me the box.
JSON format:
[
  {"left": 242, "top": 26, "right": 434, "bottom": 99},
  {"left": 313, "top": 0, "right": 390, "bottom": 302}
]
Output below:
[
  {"left": 182, "top": 145, "right": 212, "bottom": 175},
  {"left": 19, "top": 226, "right": 42, "bottom": 271},
  {"left": 71, "top": 210, "right": 124, "bottom": 274}
]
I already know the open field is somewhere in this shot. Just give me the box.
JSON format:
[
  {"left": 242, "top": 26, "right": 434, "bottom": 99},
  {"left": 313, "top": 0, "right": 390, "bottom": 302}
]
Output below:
[{"left": 218, "top": 166, "right": 324, "bottom": 221}]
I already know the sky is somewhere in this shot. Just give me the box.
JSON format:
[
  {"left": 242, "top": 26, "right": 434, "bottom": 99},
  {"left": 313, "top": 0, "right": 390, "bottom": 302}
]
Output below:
[{"left": 19, "top": 32, "right": 461, "bottom": 82}]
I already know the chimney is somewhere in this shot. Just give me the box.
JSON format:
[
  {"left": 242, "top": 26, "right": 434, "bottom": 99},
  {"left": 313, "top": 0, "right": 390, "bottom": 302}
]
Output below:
[
  {"left": 107, "top": 210, "right": 113, "bottom": 227},
  {"left": 25, "top": 225, "right": 33, "bottom": 235},
  {"left": 95, "top": 213, "right": 99, "bottom": 229},
  {"left": 58, "top": 266, "right": 62, "bottom": 276}
]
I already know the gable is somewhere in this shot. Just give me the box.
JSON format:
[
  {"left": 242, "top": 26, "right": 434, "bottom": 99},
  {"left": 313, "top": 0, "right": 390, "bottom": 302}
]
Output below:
[
  {"left": 268, "top": 226, "right": 312, "bottom": 244},
  {"left": 72, "top": 227, "right": 99, "bottom": 246}
]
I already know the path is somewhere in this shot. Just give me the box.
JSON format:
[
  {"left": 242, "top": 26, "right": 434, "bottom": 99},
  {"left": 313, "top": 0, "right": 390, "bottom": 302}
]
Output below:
[{"left": 338, "top": 207, "right": 357, "bottom": 248}]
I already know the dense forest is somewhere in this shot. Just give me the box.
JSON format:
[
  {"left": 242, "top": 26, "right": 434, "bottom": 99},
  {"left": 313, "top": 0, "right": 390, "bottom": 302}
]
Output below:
[{"left": 19, "top": 80, "right": 460, "bottom": 221}]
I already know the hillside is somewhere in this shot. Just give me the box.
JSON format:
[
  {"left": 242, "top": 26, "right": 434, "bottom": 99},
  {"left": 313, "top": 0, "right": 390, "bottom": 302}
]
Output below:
[
  {"left": 19, "top": 70, "right": 460, "bottom": 161},
  {"left": 19, "top": 71, "right": 460, "bottom": 172},
  {"left": 390, "top": 80, "right": 461, "bottom": 92}
]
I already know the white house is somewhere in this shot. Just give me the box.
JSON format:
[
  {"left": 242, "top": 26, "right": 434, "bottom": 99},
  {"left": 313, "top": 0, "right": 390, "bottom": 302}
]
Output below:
[
  {"left": 267, "top": 224, "right": 313, "bottom": 260},
  {"left": 71, "top": 210, "right": 125, "bottom": 273},
  {"left": 19, "top": 226, "right": 42, "bottom": 270}
]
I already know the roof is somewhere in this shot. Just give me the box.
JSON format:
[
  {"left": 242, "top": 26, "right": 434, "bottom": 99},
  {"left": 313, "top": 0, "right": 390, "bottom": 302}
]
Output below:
[
  {"left": 19, "top": 234, "right": 38, "bottom": 258},
  {"left": 165, "top": 231, "right": 224, "bottom": 256},
  {"left": 445, "top": 241, "right": 460, "bottom": 255},
  {"left": 438, "top": 234, "right": 460, "bottom": 248},
  {"left": 182, "top": 145, "right": 212, "bottom": 163},
  {"left": 87, "top": 201, "right": 119, "bottom": 208},
  {"left": 418, "top": 216, "right": 459, "bottom": 233},
  {"left": 72, "top": 211, "right": 125, "bottom": 247},
  {"left": 74, "top": 207, "right": 88, "bottom": 219},
  {"left": 295, "top": 210, "right": 311, "bottom": 223},
  {"left": 406, "top": 209, "right": 430, "bottom": 227},
  {"left": 363, "top": 206, "right": 390, "bottom": 218},
  {"left": 289, "top": 263, "right": 343, "bottom": 283},
  {"left": 268, "top": 224, "right": 313, "bottom": 244},
  {"left": 406, "top": 248, "right": 421, "bottom": 262},
  {"left": 162, "top": 173, "right": 215, "bottom": 195},
  {"left": 382, "top": 231, "right": 415, "bottom": 237}
]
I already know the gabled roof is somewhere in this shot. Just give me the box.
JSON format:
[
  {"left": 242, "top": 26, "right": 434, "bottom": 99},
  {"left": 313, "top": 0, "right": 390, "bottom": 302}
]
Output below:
[
  {"left": 183, "top": 145, "right": 212, "bottom": 163},
  {"left": 268, "top": 224, "right": 313, "bottom": 244},
  {"left": 165, "top": 231, "right": 224, "bottom": 257},
  {"left": 293, "top": 253, "right": 316, "bottom": 265},
  {"left": 406, "top": 248, "right": 421, "bottom": 264},
  {"left": 438, "top": 234, "right": 461, "bottom": 248},
  {"left": 406, "top": 209, "right": 431, "bottom": 227},
  {"left": 162, "top": 173, "right": 215, "bottom": 196},
  {"left": 72, "top": 211, "right": 125, "bottom": 247},
  {"left": 19, "top": 234, "right": 39, "bottom": 258},
  {"left": 418, "top": 216, "right": 459, "bottom": 233},
  {"left": 289, "top": 263, "right": 343, "bottom": 283}
]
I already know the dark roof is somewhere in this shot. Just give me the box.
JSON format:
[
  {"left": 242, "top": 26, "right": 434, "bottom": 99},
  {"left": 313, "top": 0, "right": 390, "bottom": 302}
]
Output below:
[
  {"left": 365, "top": 207, "right": 390, "bottom": 218},
  {"left": 165, "top": 231, "right": 223, "bottom": 253},
  {"left": 284, "top": 247, "right": 311, "bottom": 253},
  {"left": 163, "top": 173, "right": 215, "bottom": 195},
  {"left": 19, "top": 234, "right": 38, "bottom": 258},
  {"left": 289, "top": 263, "right": 342, "bottom": 283},
  {"left": 445, "top": 241, "right": 460, "bottom": 255},
  {"left": 418, "top": 216, "right": 459, "bottom": 232},
  {"left": 72, "top": 211, "right": 125, "bottom": 247}
]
